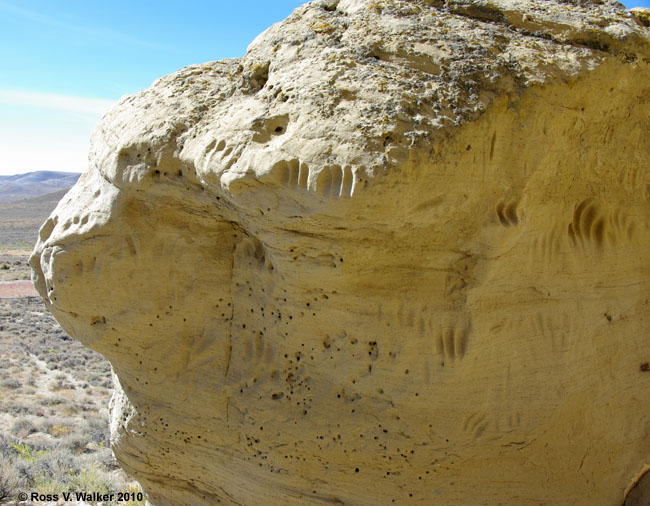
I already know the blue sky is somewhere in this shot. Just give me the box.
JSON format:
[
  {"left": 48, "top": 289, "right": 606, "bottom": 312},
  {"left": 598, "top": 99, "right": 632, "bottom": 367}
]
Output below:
[{"left": 0, "top": 0, "right": 647, "bottom": 175}]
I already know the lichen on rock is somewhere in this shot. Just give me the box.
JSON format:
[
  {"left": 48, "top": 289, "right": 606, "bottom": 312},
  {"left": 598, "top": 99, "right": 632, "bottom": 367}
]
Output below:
[{"left": 30, "top": 1, "right": 650, "bottom": 505}]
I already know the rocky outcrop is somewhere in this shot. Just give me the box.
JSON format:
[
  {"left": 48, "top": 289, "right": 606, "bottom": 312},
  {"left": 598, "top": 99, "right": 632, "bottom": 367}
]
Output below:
[{"left": 30, "top": 0, "right": 650, "bottom": 504}]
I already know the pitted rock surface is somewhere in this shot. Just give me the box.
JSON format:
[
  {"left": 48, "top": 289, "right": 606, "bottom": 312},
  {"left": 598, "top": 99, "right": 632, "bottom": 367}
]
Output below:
[{"left": 31, "top": 1, "right": 650, "bottom": 504}]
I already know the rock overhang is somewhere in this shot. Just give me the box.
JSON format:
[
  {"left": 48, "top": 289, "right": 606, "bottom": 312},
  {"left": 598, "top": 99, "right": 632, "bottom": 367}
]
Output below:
[{"left": 29, "top": 1, "right": 650, "bottom": 505}]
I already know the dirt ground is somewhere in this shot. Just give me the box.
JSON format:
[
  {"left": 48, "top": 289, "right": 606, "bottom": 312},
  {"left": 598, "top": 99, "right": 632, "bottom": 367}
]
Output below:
[
  {"left": 0, "top": 254, "right": 33, "bottom": 284},
  {"left": 0, "top": 282, "right": 38, "bottom": 298}
]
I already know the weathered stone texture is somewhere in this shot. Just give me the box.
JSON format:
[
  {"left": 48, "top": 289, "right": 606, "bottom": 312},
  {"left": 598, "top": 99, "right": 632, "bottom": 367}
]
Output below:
[{"left": 30, "top": 0, "right": 650, "bottom": 504}]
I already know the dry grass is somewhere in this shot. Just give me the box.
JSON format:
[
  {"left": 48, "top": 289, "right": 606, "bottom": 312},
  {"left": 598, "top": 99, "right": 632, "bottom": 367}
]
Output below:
[{"left": 0, "top": 254, "right": 32, "bottom": 283}]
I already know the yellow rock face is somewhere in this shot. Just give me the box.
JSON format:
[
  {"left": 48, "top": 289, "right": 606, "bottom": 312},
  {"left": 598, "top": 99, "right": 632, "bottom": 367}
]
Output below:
[{"left": 30, "top": 1, "right": 650, "bottom": 504}]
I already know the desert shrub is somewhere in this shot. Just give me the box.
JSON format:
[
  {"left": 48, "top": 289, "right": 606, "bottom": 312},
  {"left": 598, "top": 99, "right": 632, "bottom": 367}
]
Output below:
[
  {"left": 61, "top": 433, "right": 90, "bottom": 455},
  {"left": 89, "top": 446, "right": 116, "bottom": 469},
  {"left": 86, "top": 372, "right": 106, "bottom": 387},
  {"left": 1, "top": 377, "right": 22, "bottom": 389},
  {"left": 32, "top": 462, "right": 124, "bottom": 503},
  {"left": 83, "top": 417, "right": 110, "bottom": 446},
  {"left": 69, "top": 463, "right": 114, "bottom": 496},
  {"left": 9, "top": 442, "right": 50, "bottom": 463},
  {"left": 30, "top": 406, "right": 47, "bottom": 417},
  {"left": 45, "top": 424, "right": 73, "bottom": 438},
  {"left": 0, "top": 455, "right": 19, "bottom": 502},
  {"left": 4, "top": 402, "right": 45, "bottom": 418},
  {"left": 33, "top": 473, "right": 68, "bottom": 496},
  {"left": 12, "top": 457, "right": 34, "bottom": 488},
  {"left": 30, "top": 456, "right": 114, "bottom": 498},
  {"left": 114, "top": 482, "right": 146, "bottom": 506},
  {"left": 72, "top": 400, "right": 97, "bottom": 413},
  {"left": 26, "top": 448, "right": 77, "bottom": 485},
  {"left": 3, "top": 402, "right": 31, "bottom": 416},
  {"left": 38, "top": 396, "right": 66, "bottom": 406},
  {"left": 61, "top": 356, "right": 85, "bottom": 369},
  {"left": 0, "top": 434, "right": 11, "bottom": 455},
  {"left": 48, "top": 377, "right": 75, "bottom": 391},
  {"left": 10, "top": 418, "right": 35, "bottom": 438}
]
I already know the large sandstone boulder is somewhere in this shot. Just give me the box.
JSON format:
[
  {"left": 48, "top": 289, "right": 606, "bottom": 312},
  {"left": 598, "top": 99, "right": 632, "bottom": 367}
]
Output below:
[{"left": 30, "top": 0, "right": 650, "bottom": 504}]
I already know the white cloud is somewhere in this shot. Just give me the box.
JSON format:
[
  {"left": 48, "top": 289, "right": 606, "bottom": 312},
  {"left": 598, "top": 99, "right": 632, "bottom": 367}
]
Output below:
[{"left": 0, "top": 89, "right": 115, "bottom": 116}]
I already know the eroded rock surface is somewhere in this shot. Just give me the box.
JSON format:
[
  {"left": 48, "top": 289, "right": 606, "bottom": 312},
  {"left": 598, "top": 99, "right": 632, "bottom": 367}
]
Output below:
[{"left": 30, "top": 0, "right": 650, "bottom": 504}]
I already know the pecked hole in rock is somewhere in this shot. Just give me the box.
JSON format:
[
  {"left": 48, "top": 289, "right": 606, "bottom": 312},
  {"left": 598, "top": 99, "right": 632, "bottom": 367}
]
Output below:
[{"left": 251, "top": 114, "right": 289, "bottom": 143}]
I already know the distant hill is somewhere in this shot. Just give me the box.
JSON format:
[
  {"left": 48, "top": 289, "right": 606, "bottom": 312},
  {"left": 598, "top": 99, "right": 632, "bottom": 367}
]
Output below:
[{"left": 0, "top": 171, "right": 80, "bottom": 203}]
